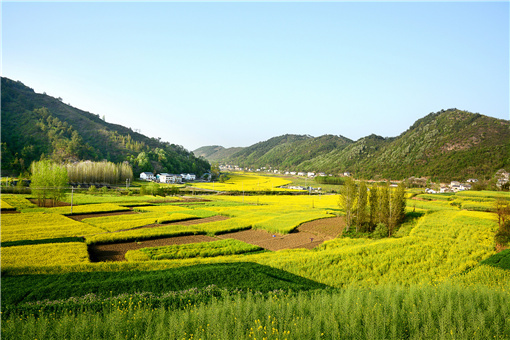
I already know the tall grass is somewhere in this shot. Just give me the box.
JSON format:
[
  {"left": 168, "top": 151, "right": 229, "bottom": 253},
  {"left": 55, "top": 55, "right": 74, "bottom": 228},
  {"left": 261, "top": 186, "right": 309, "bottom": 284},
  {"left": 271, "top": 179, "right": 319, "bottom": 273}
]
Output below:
[{"left": 2, "top": 285, "right": 509, "bottom": 339}]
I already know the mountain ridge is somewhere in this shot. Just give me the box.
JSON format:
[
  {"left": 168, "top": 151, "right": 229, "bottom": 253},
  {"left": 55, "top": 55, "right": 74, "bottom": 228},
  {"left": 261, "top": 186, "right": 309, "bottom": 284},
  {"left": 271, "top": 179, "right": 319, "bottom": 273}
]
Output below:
[{"left": 195, "top": 109, "right": 509, "bottom": 181}]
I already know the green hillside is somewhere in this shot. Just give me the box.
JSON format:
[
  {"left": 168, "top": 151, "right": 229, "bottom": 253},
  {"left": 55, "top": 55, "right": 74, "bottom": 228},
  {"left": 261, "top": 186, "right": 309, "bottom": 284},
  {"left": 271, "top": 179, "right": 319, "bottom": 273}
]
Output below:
[
  {"left": 1, "top": 77, "right": 210, "bottom": 176},
  {"left": 329, "top": 109, "right": 510, "bottom": 181},
  {"left": 193, "top": 145, "right": 244, "bottom": 162},
  {"left": 200, "top": 109, "right": 509, "bottom": 181}
]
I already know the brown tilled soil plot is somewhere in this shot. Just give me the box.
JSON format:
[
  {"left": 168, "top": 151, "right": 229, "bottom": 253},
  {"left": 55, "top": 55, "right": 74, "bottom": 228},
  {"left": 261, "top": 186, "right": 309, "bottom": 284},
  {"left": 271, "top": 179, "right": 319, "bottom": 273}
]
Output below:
[
  {"left": 87, "top": 215, "right": 230, "bottom": 261},
  {"left": 89, "top": 235, "right": 218, "bottom": 262},
  {"left": 218, "top": 216, "right": 345, "bottom": 251},
  {"left": 68, "top": 210, "right": 138, "bottom": 221},
  {"left": 87, "top": 215, "right": 345, "bottom": 261}
]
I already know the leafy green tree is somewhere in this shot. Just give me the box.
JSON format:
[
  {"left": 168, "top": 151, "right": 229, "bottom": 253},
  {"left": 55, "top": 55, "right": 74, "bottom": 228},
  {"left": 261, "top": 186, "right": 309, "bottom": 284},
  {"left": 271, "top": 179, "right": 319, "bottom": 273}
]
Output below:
[
  {"left": 495, "top": 197, "right": 510, "bottom": 231},
  {"left": 339, "top": 177, "right": 357, "bottom": 231},
  {"left": 30, "top": 160, "right": 69, "bottom": 207},
  {"left": 147, "top": 182, "right": 161, "bottom": 196},
  {"left": 389, "top": 182, "right": 406, "bottom": 236},
  {"left": 210, "top": 162, "right": 220, "bottom": 180},
  {"left": 378, "top": 182, "right": 390, "bottom": 227}
]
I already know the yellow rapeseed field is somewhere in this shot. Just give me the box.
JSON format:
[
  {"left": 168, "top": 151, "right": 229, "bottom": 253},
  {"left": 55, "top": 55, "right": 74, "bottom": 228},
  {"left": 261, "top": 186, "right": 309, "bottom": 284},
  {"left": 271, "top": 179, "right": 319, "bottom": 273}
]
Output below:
[
  {"left": 1, "top": 213, "right": 103, "bottom": 242},
  {"left": 192, "top": 173, "right": 293, "bottom": 192},
  {"left": 2, "top": 242, "right": 89, "bottom": 268}
]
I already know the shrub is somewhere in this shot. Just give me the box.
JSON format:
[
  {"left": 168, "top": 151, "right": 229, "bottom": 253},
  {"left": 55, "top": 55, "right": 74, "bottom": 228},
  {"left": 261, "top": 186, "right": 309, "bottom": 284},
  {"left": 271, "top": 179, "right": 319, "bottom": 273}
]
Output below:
[{"left": 373, "top": 223, "right": 389, "bottom": 239}]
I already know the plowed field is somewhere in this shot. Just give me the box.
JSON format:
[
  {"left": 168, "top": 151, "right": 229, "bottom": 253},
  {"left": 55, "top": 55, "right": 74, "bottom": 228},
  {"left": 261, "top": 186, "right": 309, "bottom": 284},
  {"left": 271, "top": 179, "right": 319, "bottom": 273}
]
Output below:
[{"left": 88, "top": 216, "right": 345, "bottom": 261}]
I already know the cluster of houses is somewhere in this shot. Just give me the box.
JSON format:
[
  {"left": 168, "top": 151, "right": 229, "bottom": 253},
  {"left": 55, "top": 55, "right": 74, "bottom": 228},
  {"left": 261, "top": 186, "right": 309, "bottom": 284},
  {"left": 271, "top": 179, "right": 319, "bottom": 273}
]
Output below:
[
  {"left": 425, "top": 180, "right": 473, "bottom": 194},
  {"left": 139, "top": 172, "right": 196, "bottom": 184}
]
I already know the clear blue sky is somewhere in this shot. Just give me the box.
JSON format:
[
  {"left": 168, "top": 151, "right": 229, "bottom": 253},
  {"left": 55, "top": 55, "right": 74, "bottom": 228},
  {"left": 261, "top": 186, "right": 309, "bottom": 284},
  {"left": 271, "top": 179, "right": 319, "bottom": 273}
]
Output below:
[{"left": 2, "top": 2, "right": 508, "bottom": 151}]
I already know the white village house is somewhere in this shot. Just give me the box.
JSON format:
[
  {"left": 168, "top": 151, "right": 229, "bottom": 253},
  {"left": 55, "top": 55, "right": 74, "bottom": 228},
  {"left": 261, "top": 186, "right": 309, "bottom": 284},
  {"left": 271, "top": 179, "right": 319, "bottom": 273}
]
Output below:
[
  {"left": 181, "top": 173, "right": 196, "bottom": 181},
  {"left": 140, "top": 172, "right": 155, "bottom": 181},
  {"left": 159, "top": 173, "right": 182, "bottom": 184}
]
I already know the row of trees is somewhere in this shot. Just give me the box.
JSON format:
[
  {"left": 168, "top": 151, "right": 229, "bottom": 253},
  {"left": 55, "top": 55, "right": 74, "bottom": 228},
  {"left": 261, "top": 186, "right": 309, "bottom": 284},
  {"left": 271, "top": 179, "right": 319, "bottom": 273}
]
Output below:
[
  {"left": 339, "top": 179, "right": 406, "bottom": 236},
  {"left": 66, "top": 161, "right": 133, "bottom": 185},
  {"left": 30, "top": 160, "right": 135, "bottom": 207},
  {"left": 315, "top": 176, "right": 346, "bottom": 185},
  {"left": 495, "top": 197, "right": 510, "bottom": 246}
]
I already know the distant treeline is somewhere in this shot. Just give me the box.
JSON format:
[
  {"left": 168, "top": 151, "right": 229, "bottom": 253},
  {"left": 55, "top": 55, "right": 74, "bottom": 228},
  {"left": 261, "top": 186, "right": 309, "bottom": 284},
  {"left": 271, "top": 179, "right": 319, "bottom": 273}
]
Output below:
[
  {"left": 66, "top": 161, "right": 133, "bottom": 185},
  {"left": 315, "top": 176, "right": 346, "bottom": 185}
]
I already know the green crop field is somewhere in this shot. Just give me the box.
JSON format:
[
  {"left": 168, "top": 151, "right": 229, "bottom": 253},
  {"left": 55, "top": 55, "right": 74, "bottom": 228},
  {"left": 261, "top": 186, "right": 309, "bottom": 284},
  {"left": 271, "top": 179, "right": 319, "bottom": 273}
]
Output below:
[{"left": 2, "top": 182, "right": 510, "bottom": 339}]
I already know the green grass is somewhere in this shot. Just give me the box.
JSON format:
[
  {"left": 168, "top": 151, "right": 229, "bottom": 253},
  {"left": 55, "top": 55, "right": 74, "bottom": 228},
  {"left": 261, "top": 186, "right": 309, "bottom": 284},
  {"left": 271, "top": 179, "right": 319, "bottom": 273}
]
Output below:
[
  {"left": 1, "top": 262, "right": 327, "bottom": 307},
  {"left": 480, "top": 249, "right": 510, "bottom": 270}
]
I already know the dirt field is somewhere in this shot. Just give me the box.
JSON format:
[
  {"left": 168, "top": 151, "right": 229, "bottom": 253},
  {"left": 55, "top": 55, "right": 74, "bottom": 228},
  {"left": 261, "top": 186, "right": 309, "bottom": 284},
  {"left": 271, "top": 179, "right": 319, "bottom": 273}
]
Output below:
[
  {"left": 134, "top": 215, "right": 229, "bottom": 230},
  {"left": 68, "top": 210, "right": 138, "bottom": 221},
  {"left": 29, "top": 198, "right": 71, "bottom": 207},
  {"left": 88, "top": 216, "right": 345, "bottom": 261},
  {"left": 218, "top": 216, "right": 345, "bottom": 251},
  {"left": 89, "top": 235, "right": 218, "bottom": 262}
]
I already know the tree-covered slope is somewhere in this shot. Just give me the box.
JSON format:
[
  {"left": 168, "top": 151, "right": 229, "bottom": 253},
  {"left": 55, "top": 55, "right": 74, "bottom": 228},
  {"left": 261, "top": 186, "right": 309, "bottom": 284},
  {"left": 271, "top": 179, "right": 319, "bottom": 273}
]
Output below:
[
  {"left": 1, "top": 77, "right": 209, "bottom": 176},
  {"left": 193, "top": 145, "right": 244, "bottom": 162},
  {"left": 316, "top": 110, "right": 509, "bottom": 180}
]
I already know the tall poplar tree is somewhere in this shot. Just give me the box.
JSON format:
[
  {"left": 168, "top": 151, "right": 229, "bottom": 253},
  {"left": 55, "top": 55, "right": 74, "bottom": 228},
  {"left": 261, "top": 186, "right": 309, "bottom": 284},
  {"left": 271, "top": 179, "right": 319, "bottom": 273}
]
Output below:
[
  {"left": 378, "top": 182, "right": 390, "bottom": 227},
  {"left": 356, "top": 180, "right": 368, "bottom": 232},
  {"left": 389, "top": 182, "right": 406, "bottom": 236},
  {"left": 369, "top": 185, "right": 379, "bottom": 231},
  {"left": 339, "top": 177, "right": 357, "bottom": 231}
]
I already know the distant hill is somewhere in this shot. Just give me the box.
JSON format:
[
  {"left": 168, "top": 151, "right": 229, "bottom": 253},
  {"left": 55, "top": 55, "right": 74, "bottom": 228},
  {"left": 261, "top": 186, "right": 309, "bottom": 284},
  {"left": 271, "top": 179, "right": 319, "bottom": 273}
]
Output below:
[
  {"left": 193, "top": 145, "right": 244, "bottom": 162},
  {"left": 1, "top": 77, "right": 210, "bottom": 176},
  {"left": 196, "top": 109, "right": 509, "bottom": 181}
]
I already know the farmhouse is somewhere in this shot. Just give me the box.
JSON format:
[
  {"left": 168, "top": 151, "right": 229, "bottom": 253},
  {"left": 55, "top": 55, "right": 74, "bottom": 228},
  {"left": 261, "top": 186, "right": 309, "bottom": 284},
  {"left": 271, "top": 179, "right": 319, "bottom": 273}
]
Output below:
[
  {"left": 297, "top": 172, "right": 306, "bottom": 177},
  {"left": 159, "top": 173, "right": 182, "bottom": 184},
  {"left": 460, "top": 183, "right": 472, "bottom": 191},
  {"left": 307, "top": 172, "right": 315, "bottom": 177},
  {"left": 140, "top": 172, "right": 155, "bottom": 181},
  {"left": 181, "top": 173, "right": 196, "bottom": 181}
]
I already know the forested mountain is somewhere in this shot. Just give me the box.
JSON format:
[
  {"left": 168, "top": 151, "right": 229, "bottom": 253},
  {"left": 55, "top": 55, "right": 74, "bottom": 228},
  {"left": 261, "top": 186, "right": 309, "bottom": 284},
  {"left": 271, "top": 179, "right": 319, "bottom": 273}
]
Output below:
[
  {"left": 197, "top": 109, "right": 509, "bottom": 181},
  {"left": 1, "top": 77, "right": 209, "bottom": 176}
]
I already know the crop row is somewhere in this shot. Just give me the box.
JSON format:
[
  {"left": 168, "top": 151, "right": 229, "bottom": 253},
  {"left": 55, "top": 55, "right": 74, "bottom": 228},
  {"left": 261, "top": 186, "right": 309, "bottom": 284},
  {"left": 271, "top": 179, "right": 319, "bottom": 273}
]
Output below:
[
  {"left": 1, "top": 199, "right": 16, "bottom": 210},
  {"left": 46, "top": 203, "right": 131, "bottom": 215},
  {"left": 156, "top": 213, "right": 198, "bottom": 224},
  {"left": 0, "top": 194, "right": 37, "bottom": 209},
  {"left": 125, "top": 239, "right": 262, "bottom": 261},
  {"left": 82, "top": 212, "right": 161, "bottom": 232}
]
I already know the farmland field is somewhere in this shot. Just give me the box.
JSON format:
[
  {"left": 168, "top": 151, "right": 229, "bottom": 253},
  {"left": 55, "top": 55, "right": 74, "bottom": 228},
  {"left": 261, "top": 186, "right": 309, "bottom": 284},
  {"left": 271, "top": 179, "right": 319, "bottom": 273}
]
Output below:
[{"left": 2, "top": 178, "right": 510, "bottom": 339}]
